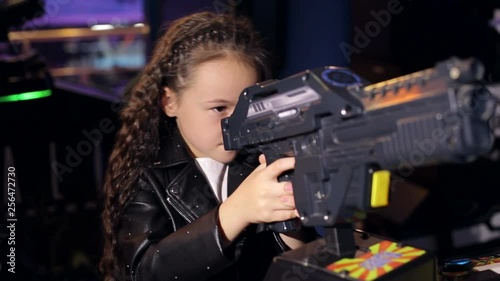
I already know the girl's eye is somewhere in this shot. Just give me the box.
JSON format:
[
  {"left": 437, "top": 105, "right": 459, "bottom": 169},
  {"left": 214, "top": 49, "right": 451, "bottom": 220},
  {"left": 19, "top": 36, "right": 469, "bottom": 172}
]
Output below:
[{"left": 212, "top": 106, "right": 226, "bottom": 113}]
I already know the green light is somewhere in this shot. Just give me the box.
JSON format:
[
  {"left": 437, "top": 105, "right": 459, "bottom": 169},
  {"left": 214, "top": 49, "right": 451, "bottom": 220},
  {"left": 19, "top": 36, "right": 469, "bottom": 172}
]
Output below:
[{"left": 0, "top": 89, "right": 52, "bottom": 103}]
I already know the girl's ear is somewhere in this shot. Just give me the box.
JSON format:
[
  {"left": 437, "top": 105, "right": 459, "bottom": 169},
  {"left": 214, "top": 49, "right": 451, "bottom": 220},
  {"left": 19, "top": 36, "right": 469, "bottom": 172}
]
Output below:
[{"left": 161, "top": 87, "right": 178, "bottom": 117}]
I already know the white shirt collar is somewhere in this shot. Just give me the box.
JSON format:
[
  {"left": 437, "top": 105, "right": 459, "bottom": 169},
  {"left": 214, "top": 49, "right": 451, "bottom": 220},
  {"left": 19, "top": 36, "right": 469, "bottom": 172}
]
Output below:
[{"left": 195, "top": 158, "right": 228, "bottom": 202}]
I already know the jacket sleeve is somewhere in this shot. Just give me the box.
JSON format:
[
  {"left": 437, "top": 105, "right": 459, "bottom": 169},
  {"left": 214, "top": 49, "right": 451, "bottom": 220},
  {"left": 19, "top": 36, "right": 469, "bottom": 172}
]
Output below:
[{"left": 115, "top": 176, "right": 235, "bottom": 281}]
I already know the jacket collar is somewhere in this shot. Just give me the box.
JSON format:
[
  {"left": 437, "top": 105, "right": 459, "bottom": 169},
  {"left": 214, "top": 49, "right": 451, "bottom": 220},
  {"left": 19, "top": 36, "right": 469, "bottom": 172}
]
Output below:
[
  {"left": 151, "top": 116, "right": 258, "bottom": 220},
  {"left": 154, "top": 117, "right": 191, "bottom": 168}
]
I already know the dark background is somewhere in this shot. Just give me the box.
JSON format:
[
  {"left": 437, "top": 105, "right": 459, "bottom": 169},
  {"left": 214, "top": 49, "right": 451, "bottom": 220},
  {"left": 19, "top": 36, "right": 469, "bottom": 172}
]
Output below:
[{"left": 1, "top": 0, "right": 500, "bottom": 280}]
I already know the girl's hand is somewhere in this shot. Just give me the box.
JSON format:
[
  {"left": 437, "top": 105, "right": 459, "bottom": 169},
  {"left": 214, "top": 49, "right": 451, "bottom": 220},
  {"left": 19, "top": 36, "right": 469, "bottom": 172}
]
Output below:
[
  {"left": 218, "top": 155, "right": 298, "bottom": 241},
  {"left": 258, "top": 154, "right": 300, "bottom": 219}
]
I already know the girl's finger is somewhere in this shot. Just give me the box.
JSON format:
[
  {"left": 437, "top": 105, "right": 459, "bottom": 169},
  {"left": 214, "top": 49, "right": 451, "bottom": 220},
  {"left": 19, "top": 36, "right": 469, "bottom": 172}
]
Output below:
[
  {"left": 258, "top": 154, "right": 266, "bottom": 165},
  {"left": 265, "top": 157, "right": 295, "bottom": 179},
  {"left": 279, "top": 195, "right": 296, "bottom": 209},
  {"left": 283, "top": 182, "right": 293, "bottom": 195},
  {"left": 272, "top": 210, "right": 299, "bottom": 222}
]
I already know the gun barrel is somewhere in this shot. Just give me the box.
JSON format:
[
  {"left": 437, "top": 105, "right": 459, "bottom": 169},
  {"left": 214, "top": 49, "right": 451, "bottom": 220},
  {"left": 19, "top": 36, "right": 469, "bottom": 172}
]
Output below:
[{"left": 326, "top": 72, "right": 495, "bottom": 172}]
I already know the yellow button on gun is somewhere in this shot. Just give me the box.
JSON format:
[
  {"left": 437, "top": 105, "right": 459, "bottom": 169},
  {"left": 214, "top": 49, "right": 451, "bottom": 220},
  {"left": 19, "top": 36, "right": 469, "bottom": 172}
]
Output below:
[{"left": 370, "top": 170, "right": 391, "bottom": 208}]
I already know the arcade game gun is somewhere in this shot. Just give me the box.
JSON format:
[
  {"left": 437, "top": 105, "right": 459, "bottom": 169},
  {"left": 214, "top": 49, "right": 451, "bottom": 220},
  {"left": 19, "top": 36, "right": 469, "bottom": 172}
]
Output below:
[
  {"left": 222, "top": 57, "right": 496, "bottom": 281},
  {"left": 222, "top": 56, "right": 495, "bottom": 231}
]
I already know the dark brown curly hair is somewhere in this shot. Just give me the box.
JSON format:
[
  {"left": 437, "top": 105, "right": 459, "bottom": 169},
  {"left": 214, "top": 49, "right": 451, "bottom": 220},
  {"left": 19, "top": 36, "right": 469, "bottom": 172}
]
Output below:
[{"left": 99, "top": 11, "right": 270, "bottom": 281}]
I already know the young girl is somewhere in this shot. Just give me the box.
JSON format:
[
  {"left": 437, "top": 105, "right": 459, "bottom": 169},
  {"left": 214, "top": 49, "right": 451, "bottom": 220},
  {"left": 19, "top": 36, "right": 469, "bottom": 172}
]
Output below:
[{"left": 100, "top": 11, "right": 315, "bottom": 281}]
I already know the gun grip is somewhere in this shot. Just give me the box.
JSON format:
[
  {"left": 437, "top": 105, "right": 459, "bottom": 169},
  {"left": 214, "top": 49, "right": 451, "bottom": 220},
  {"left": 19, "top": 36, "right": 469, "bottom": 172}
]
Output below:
[
  {"left": 262, "top": 150, "right": 294, "bottom": 182},
  {"left": 260, "top": 150, "right": 298, "bottom": 233}
]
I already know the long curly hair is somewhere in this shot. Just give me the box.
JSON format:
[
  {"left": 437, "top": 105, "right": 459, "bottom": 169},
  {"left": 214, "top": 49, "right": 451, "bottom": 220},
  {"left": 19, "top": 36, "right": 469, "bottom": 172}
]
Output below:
[{"left": 99, "top": 11, "right": 270, "bottom": 281}]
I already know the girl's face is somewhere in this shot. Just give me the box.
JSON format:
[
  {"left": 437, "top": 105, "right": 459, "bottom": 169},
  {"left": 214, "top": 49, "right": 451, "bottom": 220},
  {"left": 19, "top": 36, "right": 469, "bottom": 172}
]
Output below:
[{"left": 163, "top": 57, "right": 258, "bottom": 163}]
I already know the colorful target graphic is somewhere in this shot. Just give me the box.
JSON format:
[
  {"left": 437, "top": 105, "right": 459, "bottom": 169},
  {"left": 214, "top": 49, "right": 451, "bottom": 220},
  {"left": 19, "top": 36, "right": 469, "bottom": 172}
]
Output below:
[
  {"left": 326, "top": 240, "right": 426, "bottom": 281},
  {"left": 471, "top": 254, "right": 500, "bottom": 267}
]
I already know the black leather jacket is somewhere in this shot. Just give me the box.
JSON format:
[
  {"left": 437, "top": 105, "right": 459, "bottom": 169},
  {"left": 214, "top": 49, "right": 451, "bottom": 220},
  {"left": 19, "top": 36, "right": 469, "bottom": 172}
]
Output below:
[{"left": 115, "top": 119, "right": 293, "bottom": 281}]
